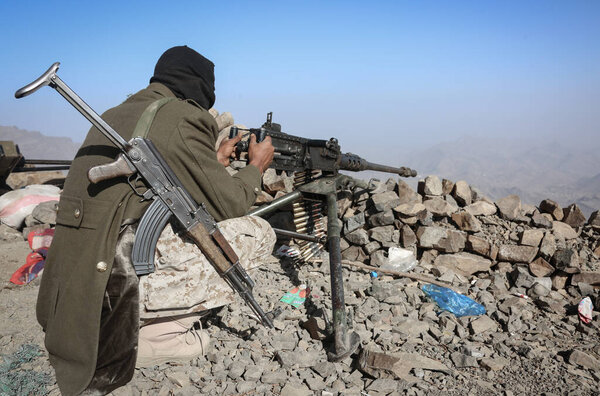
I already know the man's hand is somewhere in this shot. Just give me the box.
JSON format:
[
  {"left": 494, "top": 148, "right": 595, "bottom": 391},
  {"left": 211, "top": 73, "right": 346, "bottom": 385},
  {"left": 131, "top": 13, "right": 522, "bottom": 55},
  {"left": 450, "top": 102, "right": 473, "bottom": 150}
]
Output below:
[
  {"left": 248, "top": 134, "right": 274, "bottom": 174},
  {"left": 217, "top": 133, "right": 243, "bottom": 167}
]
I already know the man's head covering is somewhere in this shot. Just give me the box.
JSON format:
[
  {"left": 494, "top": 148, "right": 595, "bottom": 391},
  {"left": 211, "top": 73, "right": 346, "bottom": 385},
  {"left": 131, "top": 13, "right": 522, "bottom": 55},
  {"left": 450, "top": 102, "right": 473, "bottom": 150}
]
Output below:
[{"left": 150, "top": 46, "right": 215, "bottom": 110}]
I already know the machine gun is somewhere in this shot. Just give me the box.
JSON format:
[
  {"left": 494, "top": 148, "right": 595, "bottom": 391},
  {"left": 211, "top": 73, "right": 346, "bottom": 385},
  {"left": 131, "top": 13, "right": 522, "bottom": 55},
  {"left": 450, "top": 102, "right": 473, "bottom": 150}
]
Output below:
[
  {"left": 15, "top": 62, "right": 276, "bottom": 328},
  {"left": 0, "top": 140, "right": 71, "bottom": 190},
  {"left": 229, "top": 112, "right": 417, "bottom": 178},
  {"left": 231, "top": 113, "right": 417, "bottom": 361}
]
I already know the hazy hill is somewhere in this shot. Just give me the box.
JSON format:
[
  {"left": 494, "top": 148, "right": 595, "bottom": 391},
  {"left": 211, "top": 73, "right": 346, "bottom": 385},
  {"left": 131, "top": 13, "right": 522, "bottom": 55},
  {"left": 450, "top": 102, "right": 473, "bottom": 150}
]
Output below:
[
  {"left": 404, "top": 135, "right": 600, "bottom": 217},
  {"left": 0, "top": 125, "right": 80, "bottom": 160},
  {"left": 2, "top": 125, "right": 598, "bottom": 217}
]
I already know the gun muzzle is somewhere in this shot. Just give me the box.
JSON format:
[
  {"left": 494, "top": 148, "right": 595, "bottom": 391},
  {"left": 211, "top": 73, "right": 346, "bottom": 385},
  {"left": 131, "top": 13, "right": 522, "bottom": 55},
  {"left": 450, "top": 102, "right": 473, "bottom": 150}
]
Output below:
[{"left": 339, "top": 153, "right": 417, "bottom": 177}]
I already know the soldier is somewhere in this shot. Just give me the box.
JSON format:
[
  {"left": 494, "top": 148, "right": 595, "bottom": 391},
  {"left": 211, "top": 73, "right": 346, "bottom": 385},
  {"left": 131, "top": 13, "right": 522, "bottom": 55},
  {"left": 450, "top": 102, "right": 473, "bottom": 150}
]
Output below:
[{"left": 36, "top": 46, "right": 275, "bottom": 395}]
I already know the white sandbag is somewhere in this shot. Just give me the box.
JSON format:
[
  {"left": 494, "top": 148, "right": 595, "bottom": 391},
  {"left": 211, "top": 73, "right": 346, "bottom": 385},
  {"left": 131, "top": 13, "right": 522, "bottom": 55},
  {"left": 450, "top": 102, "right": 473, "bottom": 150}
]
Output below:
[{"left": 0, "top": 185, "right": 60, "bottom": 229}]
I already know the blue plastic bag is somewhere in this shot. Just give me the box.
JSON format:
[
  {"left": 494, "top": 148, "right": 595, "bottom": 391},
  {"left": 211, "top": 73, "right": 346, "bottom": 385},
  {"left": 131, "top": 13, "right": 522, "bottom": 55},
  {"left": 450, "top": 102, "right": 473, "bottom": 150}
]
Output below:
[{"left": 421, "top": 284, "right": 486, "bottom": 317}]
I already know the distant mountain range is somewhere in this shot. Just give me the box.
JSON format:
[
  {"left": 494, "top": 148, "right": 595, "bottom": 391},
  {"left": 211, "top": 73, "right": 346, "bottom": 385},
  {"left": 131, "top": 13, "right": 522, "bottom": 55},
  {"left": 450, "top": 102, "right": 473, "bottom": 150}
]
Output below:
[
  {"left": 0, "top": 125, "right": 80, "bottom": 160},
  {"left": 2, "top": 125, "right": 599, "bottom": 217},
  {"left": 403, "top": 135, "right": 600, "bottom": 217}
]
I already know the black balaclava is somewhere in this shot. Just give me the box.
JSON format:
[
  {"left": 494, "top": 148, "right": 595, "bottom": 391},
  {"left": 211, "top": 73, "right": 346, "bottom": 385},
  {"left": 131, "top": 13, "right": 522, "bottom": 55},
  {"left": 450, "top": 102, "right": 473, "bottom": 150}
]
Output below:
[{"left": 150, "top": 46, "right": 216, "bottom": 110}]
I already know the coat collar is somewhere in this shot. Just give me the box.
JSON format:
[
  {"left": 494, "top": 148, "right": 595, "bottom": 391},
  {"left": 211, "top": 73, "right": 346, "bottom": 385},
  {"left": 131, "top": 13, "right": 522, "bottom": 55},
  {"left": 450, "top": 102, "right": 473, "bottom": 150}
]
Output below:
[
  {"left": 147, "top": 82, "right": 205, "bottom": 110},
  {"left": 148, "top": 82, "right": 176, "bottom": 98}
]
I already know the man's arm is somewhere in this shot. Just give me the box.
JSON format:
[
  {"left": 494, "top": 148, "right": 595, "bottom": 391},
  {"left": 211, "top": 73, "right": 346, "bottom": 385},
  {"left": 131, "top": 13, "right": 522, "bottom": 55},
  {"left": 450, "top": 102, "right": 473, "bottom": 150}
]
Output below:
[{"left": 169, "top": 115, "right": 272, "bottom": 221}]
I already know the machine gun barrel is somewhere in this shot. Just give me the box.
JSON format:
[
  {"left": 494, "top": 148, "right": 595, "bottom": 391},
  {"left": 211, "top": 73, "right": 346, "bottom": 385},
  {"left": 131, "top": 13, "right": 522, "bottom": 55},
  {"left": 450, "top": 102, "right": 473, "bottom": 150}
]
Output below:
[{"left": 339, "top": 153, "right": 417, "bottom": 177}]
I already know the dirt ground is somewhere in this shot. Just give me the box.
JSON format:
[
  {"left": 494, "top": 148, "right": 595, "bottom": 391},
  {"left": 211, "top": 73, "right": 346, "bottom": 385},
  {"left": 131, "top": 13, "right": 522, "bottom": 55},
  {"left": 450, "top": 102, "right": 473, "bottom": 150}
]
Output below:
[{"left": 1, "top": 235, "right": 599, "bottom": 396}]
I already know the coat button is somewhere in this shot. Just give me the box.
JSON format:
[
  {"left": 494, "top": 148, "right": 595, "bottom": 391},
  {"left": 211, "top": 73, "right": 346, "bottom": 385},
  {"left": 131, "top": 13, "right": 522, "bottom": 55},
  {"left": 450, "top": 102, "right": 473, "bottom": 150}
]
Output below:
[
  {"left": 96, "top": 261, "right": 108, "bottom": 272},
  {"left": 254, "top": 187, "right": 260, "bottom": 193},
  {"left": 74, "top": 209, "right": 81, "bottom": 218}
]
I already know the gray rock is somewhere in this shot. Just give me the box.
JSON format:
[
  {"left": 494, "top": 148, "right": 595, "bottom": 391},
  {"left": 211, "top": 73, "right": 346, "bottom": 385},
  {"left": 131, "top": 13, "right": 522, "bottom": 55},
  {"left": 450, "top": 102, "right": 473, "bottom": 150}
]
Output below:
[
  {"left": 341, "top": 245, "right": 368, "bottom": 262},
  {"left": 588, "top": 210, "right": 600, "bottom": 227},
  {"left": 442, "top": 178, "right": 455, "bottom": 195},
  {"left": 31, "top": 200, "right": 58, "bottom": 225},
  {"left": 368, "top": 179, "right": 388, "bottom": 195},
  {"left": 419, "top": 175, "right": 443, "bottom": 196},
  {"left": 367, "top": 378, "right": 400, "bottom": 393},
  {"left": 364, "top": 241, "right": 381, "bottom": 255},
  {"left": 539, "top": 199, "right": 563, "bottom": 221},
  {"left": 480, "top": 357, "right": 509, "bottom": 371},
  {"left": 539, "top": 232, "right": 556, "bottom": 259},
  {"left": 434, "top": 252, "right": 492, "bottom": 276},
  {"left": 470, "top": 316, "right": 497, "bottom": 334},
  {"left": 345, "top": 228, "right": 370, "bottom": 245},
  {"left": 261, "top": 369, "right": 289, "bottom": 384},
  {"left": 452, "top": 180, "right": 472, "bottom": 206},
  {"left": 551, "top": 248, "right": 580, "bottom": 272},
  {"left": 528, "top": 257, "right": 554, "bottom": 277},
  {"left": 393, "top": 319, "right": 430, "bottom": 337},
  {"left": 562, "top": 204, "right": 586, "bottom": 228},
  {"left": 280, "top": 383, "right": 312, "bottom": 396},
  {"left": 400, "top": 225, "right": 417, "bottom": 247},
  {"left": 393, "top": 202, "right": 426, "bottom": 217},
  {"left": 552, "top": 221, "right": 578, "bottom": 240},
  {"left": 528, "top": 282, "right": 551, "bottom": 298},
  {"left": 520, "top": 229, "right": 544, "bottom": 247},
  {"left": 369, "top": 280, "right": 399, "bottom": 301},
  {"left": 450, "top": 352, "right": 479, "bottom": 368},
  {"left": 445, "top": 193, "right": 459, "bottom": 208},
  {"left": 464, "top": 201, "right": 497, "bottom": 216},
  {"left": 344, "top": 212, "right": 366, "bottom": 234},
  {"left": 215, "top": 111, "right": 234, "bottom": 131},
  {"left": 237, "top": 381, "right": 257, "bottom": 394},
  {"left": 368, "top": 210, "right": 395, "bottom": 227},
  {"left": 166, "top": 371, "right": 190, "bottom": 387},
  {"left": 369, "top": 191, "right": 401, "bottom": 213},
  {"left": 262, "top": 168, "right": 293, "bottom": 194},
  {"left": 396, "top": 179, "right": 422, "bottom": 205},
  {"left": 551, "top": 271, "right": 569, "bottom": 290},
  {"left": 417, "top": 226, "right": 466, "bottom": 253},
  {"left": 370, "top": 250, "right": 387, "bottom": 267},
  {"left": 312, "top": 361, "right": 336, "bottom": 378},
  {"left": 369, "top": 225, "right": 395, "bottom": 243},
  {"left": 569, "top": 350, "right": 600, "bottom": 371},
  {"left": 227, "top": 361, "right": 246, "bottom": 380},
  {"left": 271, "top": 335, "right": 298, "bottom": 351},
  {"left": 531, "top": 211, "right": 552, "bottom": 228},
  {"left": 510, "top": 266, "right": 536, "bottom": 289},
  {"left": 497, "top": 245, "right": 538, "bottom": 263},
  {"left": 496, "top": 195, "right": 522, "bottom": 221},
  {"left": 466, "top": 235, "right": 490, "bottom": 256},
  {"left": 571, "top": 272, "right": 600, "bottom": 286},
  {"left": 423, "top": 197, "right": 458, "bottom": 217},
  {"left": 451, "top": 212, "right": 482, "bottom": 232}
]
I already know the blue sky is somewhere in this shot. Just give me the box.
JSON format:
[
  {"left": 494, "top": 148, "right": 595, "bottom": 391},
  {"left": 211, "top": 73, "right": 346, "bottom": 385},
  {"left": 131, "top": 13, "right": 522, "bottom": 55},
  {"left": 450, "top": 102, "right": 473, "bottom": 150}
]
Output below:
[{"left": 1, "top": 0, "right": 598, "bottom": 161}]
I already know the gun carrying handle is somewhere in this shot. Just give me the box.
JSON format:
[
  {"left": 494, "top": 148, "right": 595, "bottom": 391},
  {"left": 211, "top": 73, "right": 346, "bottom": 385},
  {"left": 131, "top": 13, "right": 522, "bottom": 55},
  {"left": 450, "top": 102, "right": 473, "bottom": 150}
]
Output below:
[{"left": 15, "top": 62, "right": 60, "bottom": 99}]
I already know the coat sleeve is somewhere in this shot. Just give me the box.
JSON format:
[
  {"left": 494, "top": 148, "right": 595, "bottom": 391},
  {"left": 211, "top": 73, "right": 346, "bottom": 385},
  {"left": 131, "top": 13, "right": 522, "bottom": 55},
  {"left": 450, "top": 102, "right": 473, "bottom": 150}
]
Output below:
[{"left": 169, "top": 113, "right": 262, "bottom": 221}]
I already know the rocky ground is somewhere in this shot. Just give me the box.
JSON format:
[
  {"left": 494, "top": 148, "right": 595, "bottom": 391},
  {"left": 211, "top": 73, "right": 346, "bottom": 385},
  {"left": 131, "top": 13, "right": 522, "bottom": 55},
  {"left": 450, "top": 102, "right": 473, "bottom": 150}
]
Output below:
[{"left": 1, "top": 111, "right": 599, "bottom": 395}]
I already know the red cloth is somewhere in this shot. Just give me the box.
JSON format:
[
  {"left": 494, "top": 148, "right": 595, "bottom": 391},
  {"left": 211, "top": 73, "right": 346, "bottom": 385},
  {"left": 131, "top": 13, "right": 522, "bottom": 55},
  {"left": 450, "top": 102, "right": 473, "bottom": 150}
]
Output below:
[{"left": 10, "top": 229, "right": 54, "bottom": 285}]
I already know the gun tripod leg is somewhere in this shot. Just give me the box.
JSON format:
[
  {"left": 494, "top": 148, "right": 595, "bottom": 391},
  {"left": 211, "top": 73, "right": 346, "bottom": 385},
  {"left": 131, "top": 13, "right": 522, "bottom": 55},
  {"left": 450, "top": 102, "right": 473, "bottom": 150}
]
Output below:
[{"left": 325, "top": 192, "right": 360, "bottom": 361}]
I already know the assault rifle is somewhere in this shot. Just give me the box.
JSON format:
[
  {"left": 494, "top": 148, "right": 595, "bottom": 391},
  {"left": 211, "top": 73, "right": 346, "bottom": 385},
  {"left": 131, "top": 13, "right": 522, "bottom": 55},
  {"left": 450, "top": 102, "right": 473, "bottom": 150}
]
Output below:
[
  {"left": 232, "top": 113, "right": 417, "bottom": 361},
  {"left": 15, "top": 63, "right": 276, "bottom": 328}
]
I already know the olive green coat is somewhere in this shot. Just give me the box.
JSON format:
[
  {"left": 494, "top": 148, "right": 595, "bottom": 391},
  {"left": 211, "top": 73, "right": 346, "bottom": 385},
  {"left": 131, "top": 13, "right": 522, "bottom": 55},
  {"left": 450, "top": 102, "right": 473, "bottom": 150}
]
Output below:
[{"left": 36, "top": 83, "right": 261, "bottom": 395}]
